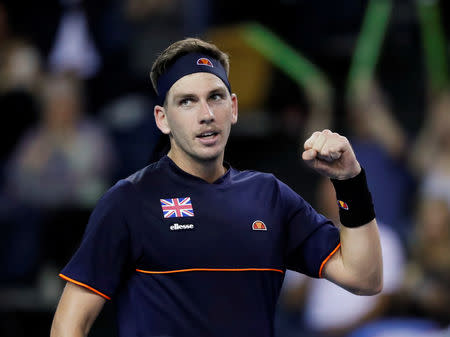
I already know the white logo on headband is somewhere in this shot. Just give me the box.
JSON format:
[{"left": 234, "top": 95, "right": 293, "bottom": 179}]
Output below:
[{"left": 196, "top": 58, "right": 213, "bottom": 67}]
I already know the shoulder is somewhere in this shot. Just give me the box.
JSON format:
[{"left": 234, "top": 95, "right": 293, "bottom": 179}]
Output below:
[
  {"left": 124, "top": 159, "right": 164, "bottom": 186},
  {"left": 83, "top": 179, "right": 136, "bottom": 233},
  {"left": 95, "top": 178, "right": 136, "bottom": 211},
  {"left": 97, "top": 163, "right": 158, "bottom": 206},
  {"left": 230, "top": 167, "right": 278, "bottom": 185},
  {"left": 230, "top": 168, "right": 304, "bottom": 204},
  {"left": 230, "top": 167, "right": 301, "bottom": 195}
]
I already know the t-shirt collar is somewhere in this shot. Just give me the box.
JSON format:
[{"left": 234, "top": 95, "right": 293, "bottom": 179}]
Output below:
[{"left": 161, "top": 155, "right": 232, "bottom": 185}]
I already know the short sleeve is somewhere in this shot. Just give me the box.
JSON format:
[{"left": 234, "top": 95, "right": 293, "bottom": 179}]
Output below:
[
  {"left": 60, "top": 180, "right": 134, "bottom": 300},
  {"left": 278, "top": 179, "right": 340, "bottom": 278}
]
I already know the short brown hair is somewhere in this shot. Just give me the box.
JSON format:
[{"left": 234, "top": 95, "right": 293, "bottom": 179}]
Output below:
[{"left": 150, "top": 37, "right": 230, "bottom": 95}]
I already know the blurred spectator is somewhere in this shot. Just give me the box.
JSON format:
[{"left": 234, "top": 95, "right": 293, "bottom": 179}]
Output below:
[
  {"left": 410, "top": 91, "right": 450, "bottom": 206},
  {"left": 125, "top": 0, "right": 207, "bottom": 86},
  {"left": 2, "top": 72, "right": 116, "bottom": 272},
  {"left": 48, "top": 0, "right": 101, "bottom": 79},
  {"left": 5, "top": 72, "right": 115, "bottom": 209},
  {"left": 226, "top": 88, "right": 326, "bottom": 205},
  {"left": 0, "top": 2, "right": 41, "bottom": 168},
  {"left": 401, "top": 92, "right": 450, "bottom": 327},
  {"left": 80, "top": 0, "right": 134, "bottom": 113},
  {"left": 100, "top": 93, "right": 161, "bottom": 179},
  {"left": 0, "top": 193, "right": 42, "bottom": 285},
  {"left": 346, "top": 318, "right": 441, "bottom": 337},
  {"left": 345, "top": 79, "right": 415, "bottom": 242},
  {"left": 0, "top": 0, "right": 44, "bottom": 289},
  {"left": 401, "top": 196, "right": 450, "bottom": 326},
  {"left": 276, "top": 176, "right": 406, "bottom": 337},
  {"left": 92, "top": 0, "right": 202, "bottom": 172},
  {"left": 347, "top": 79, "right": 407, "bottom": 159}
]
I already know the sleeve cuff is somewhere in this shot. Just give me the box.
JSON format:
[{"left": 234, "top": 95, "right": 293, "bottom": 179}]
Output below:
[
  {"left": 59, "top": 273, "right": 112, "bottom": 300},
  {"left": 318, "top": 243, "right": 341, "bottom": 278}
]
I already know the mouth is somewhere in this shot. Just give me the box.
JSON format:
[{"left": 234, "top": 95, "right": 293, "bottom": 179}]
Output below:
[
  {"left": 197, "top": 131, "right": 219, "bottom": 139},
  {"left": 196, "top": 130, "right": 220, "bottom": 145}
]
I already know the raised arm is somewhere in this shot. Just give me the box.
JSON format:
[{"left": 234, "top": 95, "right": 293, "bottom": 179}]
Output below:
[
  {"left": 50, "top": 282, "right": 106, "bottom": 337},
  {"left": 302, "top": 129, "right": 383, "bottom": 295}
]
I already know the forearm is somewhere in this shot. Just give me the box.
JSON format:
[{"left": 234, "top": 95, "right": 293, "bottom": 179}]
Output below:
[
  {"left": 302, "top": 131, "right": 383, "bottom": 294},
  {"left": 335, "top": 220, "right": 383, "bottom": 294},
  {"left": 50, "top": 320, "right": 86, "bottom": 337},
  {"left": 324, "top": 169, "right": 383, "bottom": 295}
]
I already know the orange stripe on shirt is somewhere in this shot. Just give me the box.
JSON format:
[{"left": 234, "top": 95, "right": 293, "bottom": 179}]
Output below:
[
  {"left": 136, "top": 267, "right": 284, "bottom": 274},
  {"left": 59, "top": 274, "right": 111, "bottom": 300},
  {"left": 318, "top": 243, "right": 341, "bottom": 279}
]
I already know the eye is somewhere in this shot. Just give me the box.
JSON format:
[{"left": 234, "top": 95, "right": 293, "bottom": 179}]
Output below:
[
  {"left": 210, "top": 93, "right": 224, "bottom": 101},
  {"left": 179, "top": 97, "right": 194, "bottom": 106}
]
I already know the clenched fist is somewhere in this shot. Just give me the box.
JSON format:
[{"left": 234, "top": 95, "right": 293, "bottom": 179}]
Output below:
[{"left": 302, "top": 129, "right": 361, "bottom": 180}]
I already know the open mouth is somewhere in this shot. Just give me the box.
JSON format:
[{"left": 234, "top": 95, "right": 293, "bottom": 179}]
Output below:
[{"left": 197, "top": 131, "right": 219, "bottom": 139}]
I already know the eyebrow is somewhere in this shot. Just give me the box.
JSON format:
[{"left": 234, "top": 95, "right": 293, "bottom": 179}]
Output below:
[
  {"left": 171, "top": 87, "right": 227, "bottom": 102},
  {"left": 209, "top": 87, "right": 227, "bottom": 95},
  {"left": 172, "top": 93, "right": 196, "bottom": 102}
]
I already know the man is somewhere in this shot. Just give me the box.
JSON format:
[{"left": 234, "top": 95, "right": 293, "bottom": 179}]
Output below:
[{"left": 50, "top": 38, "right": 382, "bottom": 337}]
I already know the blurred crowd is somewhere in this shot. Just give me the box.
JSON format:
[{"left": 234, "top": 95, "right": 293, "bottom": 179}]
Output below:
[{"left": 0, "top": 0, "right": 450, "bottom": 336}]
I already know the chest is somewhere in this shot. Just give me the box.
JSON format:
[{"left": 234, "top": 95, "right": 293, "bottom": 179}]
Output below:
[{"left": 132, "top": 185, "right": 286, "bottom": 271}]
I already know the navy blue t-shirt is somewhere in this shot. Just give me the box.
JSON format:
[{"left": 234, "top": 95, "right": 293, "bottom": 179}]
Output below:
[{"left": 61, "top": 156, "right": 340, "bottom": 337}]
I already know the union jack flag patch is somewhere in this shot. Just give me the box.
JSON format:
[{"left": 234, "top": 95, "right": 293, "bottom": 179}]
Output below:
[{"left": 160, "top": 197, "right": 195, "bottom": 218}]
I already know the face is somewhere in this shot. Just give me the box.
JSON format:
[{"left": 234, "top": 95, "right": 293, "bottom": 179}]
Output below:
[
  {"left": 44, "top": 91, "right": 80, "bottom": 129},
  {"left": 418, "top": 198, "right": 450, "bottom": 242},
  {"left": 154, "top": 72, "right": 238, "bottom": 165}
]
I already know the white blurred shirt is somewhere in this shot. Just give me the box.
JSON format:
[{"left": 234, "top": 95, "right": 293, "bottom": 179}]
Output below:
[{"left": 282, "top": 223, "right": 405, "bottom": 331}]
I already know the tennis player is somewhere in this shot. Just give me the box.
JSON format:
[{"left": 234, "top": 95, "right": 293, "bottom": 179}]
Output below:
[{"left": 50, "top": 38, "right": 382, "bottom": 337}]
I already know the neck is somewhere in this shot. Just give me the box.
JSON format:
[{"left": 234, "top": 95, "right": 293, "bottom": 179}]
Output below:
[{"left": 167, "top": 150, "right": 226, "bottom": 183}]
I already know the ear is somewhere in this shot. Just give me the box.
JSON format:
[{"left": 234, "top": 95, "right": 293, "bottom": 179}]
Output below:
[
  {"left": 154, "top": 105, "right": 171, "bottom": 135},
  {"left": 231, "top": 93, "right": 238, "bottom": 125}
]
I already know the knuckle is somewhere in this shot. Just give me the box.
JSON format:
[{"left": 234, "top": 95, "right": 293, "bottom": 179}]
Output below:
[
  {"left": 312, "top": 144, "right": 321, "bottom": 151},
  {"left": 326, "top": 145, "right": 336, "bottom": 153}
]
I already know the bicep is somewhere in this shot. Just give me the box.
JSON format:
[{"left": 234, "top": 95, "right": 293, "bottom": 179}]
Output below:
[
  {"left": 321, "top": 220, "right": 383, "bottom": 295},
  {"left": 320, "top": 246, "right": 370, "bottom": 295},
  {"left": 320, "top": 246, "right": 350, "bottom": 289},
  {"left": 51, "top": 282, "right": 106, "bottom": 337}
]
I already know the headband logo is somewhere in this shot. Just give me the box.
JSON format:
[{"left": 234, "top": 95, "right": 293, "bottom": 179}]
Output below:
[{"left": 196, "top": 58, "right": 213, "bottom": 67}]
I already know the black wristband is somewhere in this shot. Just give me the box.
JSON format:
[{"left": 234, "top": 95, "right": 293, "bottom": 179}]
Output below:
[{"left": 330, "top": 168, "right": 376, "bottom": 228}]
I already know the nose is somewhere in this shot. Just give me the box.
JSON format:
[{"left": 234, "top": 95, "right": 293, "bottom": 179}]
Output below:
[{"left": 199, "top": 100, "right": 215, "bottom": 124}]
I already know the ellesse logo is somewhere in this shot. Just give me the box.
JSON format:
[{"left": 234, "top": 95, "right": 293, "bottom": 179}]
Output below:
[
  {"left": 196, "top": 58, "right": 213, "bottom": 67},
  {"left": 337, "top": 200, "right": 349, "bottom": 210},
  {"left": 170, "top": 223, "right": 194, "bottom": 231},
  {"left": 252, "top": 220, "right": 267, "bottom": 231}
]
